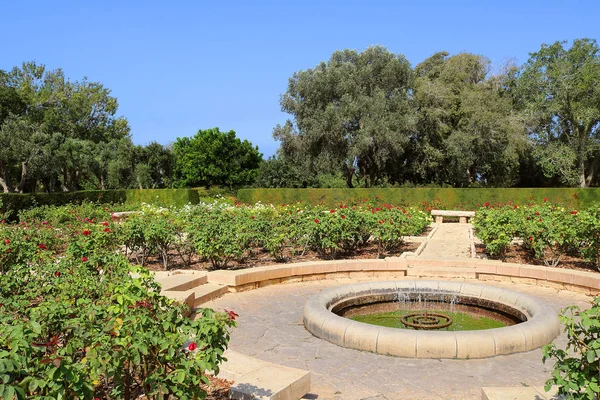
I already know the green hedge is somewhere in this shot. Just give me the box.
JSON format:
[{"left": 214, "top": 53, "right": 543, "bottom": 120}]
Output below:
[
  {"left": 237, "top": 188, "right": 600, "bottom": 209},
  {"left": 0, "top": 189, "right": 208, "bottom": 218}
]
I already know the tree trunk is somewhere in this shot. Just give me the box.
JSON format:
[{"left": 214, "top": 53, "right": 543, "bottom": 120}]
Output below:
[
  {"left": 16, "top": 161, "right": 28, "bottom": 193},
  {"left": 345, "top": 165, "right": 354, "bottom": 188},
  {"left": 579, "top": 158, "right": 588, "bottom": 188},
  {"left": 0, "top": 177, "right": 11, "bottom": 193}
]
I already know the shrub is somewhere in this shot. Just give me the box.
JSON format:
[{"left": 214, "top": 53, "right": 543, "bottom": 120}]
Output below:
[
  {"left": 578, "top": 207, "right": 600, "bottom": 271},
  {"left": 0, "top": 254, "right": 235, "bottom": 399},
  {"left": 473, "top": 205, "right": 521, "bottom": 258},
  {"left": 542, "top": 296, "right": 600, "bottom": 399}
]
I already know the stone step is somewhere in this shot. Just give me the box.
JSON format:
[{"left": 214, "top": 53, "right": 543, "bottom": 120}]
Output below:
[
  {"left": 481, "top": 386, "right": 562, "bottom": 400},
  {"left": 408, "top": 258, "right": 478, "bottom": 268},
  {"left": 193, "top": 283, "right": 229, "bottom": 307},
  {"left": 219, "top": 350, "right": 311, "bottom": 400},
  {"left": 155, "top": 273, "right": 207, "bottom": 292},
  {"left": 406, "top": 266, "right": 477, "bottom": 279}
]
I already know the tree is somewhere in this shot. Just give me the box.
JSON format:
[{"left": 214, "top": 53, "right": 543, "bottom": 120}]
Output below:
[
  {"left": 273, "top": 46, "right": 415, "bottom": 187},
  {"left": 0, "top": 61, "right": 132, "bottom": 192},
  {"left": 134, "top": 142, "right": 174, "bottom": 189},
  {"left": 173, "top": 128, "right": 262, "bottom": 188},
  {"left": 408, "top": 52, "right": 526, "bottom": 187},
  {"left": 515, "top": 39, "right": 600, "bottom": 187},
  {"left": 254, "top": 156, "right": 315, "bottom": 188},
  {"left": 0, "top": 116, "right": 47, "bottom": 192}
]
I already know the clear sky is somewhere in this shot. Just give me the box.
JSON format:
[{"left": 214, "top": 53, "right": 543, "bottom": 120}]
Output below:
[{"left": 1, "top": 0, "right": 598, "bottom": 157}]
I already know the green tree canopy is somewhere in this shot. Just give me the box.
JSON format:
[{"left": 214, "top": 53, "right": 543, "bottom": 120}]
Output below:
[
  {"left": 274, "top": 46, "right": 415, "bottom": 187},
  {"left": 515, "top": 38, "right": 600, "bottom": 187},
  {"left": 407, "top": 52, "right": 527, "bottom": 187},
  {"left": 173, "top": 128, "right": 262, "bottom": 189}
]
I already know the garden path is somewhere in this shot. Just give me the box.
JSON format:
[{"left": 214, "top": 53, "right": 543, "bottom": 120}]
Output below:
[{"left": 417, "top": 223, "right": 472, "bottom": 259}]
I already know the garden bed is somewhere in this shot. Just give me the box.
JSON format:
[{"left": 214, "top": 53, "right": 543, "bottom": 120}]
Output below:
[
  {"left": 475, "top": 243, "right": 598, "bottom": 273},
  {"left": 138, "top": 241, "right": 421, "bottom": 271}
]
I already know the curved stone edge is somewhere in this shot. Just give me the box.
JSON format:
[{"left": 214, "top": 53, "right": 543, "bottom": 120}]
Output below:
[
  {"left": 303, "top": 281, "right": 561, "bottom": 359},
  {"left": 205, "top": 257, "right": 600, "bottom": 296}
]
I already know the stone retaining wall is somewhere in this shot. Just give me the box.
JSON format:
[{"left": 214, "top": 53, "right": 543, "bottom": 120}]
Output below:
[{"left": 204, "top": 257, "right": 600, "bottom": 298}]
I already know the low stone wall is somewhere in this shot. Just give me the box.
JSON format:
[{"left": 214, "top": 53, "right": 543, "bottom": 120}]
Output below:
[{"left": 204, "top": 257, "right": 600, "bottom": 297}]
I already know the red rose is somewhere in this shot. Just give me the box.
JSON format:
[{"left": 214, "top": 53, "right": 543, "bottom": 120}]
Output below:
[
  {"left": 544, "top": 197, "right": 548, "bottom": 202},
  {"left": 38, "top": 243, "right": 47, "bottom": 250},
  {"left": 535, "top": 212, "right": 540, "bottom": 215},
  {"left": 42, "top": 220, "right": 48, "bottom": 225},
  {"left": 55, "top": 271, "right": 61, "bottom": 277},
  {"left": 330, "top": 209, "right": 335, "bottom": 213},
  {"left": 188, "top": 342, "right": 197, "bottom": 351},
  {"left": 570, "top": 211, "right": 578, "bottom": 215},
  {"left": 314, "top": 219, "right": 319, "bottom": 224},
  {"left": 81, "top": 256, "right": 88, "bottom": 262},
  {"left": 341, "top": 215, "right": 346, "bottom": 219},
  {"left": 4, "top": 239, "right": 9, "bottom": 245},
  {"left": 104, "top": 228, "right": 111, "bottom": 233},
  {"left": 82, "top": 230, "right": 91, "bottom": 236},
  {"left": 102, "top": 221, "right": 109, "bottom": 226},
  {"left": 225, "top": 309, "right": 238, "bottom": 320}
]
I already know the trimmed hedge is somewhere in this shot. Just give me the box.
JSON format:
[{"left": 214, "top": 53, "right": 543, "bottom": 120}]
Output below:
[
  {"left": 0, "top": 189, "right": 206, "bottom": 218},
  {"left": 237, "top": 188, "right": 600, "bottom": 209}
]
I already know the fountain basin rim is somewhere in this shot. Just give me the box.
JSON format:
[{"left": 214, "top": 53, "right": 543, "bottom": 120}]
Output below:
[{"left": 303, "top": 280, "right": 560, "bottom": 359}]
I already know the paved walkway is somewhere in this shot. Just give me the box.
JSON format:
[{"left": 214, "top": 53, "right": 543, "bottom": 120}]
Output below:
[
  {"left": 205, "top": 278, "right": 589, "bottom": 400},
  {"left": 203, "top": 222, "right": 591, "bottom": 399},
  {"left": 417, "top": 223, "right": 472, "bottom": 259}
]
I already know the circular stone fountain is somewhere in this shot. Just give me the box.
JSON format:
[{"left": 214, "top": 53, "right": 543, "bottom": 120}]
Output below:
[{"left": 303, "top": 280, "right": 560, "bottom": 359}]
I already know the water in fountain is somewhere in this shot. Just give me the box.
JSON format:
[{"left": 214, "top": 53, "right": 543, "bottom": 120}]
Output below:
[{"left": 350, "top": 287, "right": 514, "bottom": 331}]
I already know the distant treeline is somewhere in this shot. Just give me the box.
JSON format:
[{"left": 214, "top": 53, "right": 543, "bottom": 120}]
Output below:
[{"left": 1, "top": 38, "right": 599, "bottom": 192}]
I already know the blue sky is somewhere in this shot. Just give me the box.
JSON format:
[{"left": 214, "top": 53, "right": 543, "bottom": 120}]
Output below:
[{"left": 1, "top": 1, "right": 598, "bottom": 157}]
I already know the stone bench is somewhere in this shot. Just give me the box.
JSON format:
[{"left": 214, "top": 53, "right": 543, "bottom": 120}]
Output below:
[{"left": 431, "top": 210, "right": 475, "bottom": 224}]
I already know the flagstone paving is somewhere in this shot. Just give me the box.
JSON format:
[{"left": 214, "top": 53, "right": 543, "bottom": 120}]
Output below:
[{"left": 205, "top": 278, "right": 589, "bottom": 400}]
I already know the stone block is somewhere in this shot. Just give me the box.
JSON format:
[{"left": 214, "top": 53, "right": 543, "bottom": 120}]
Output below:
[
  {"left": 519, "top": 265, "right": 547, "bottom": 280},
  {"left": 492, "top": 326, "right": 527, "bottom": 355},
  {"left": 375, "top": 327, "right": 417, "bottom": 358},
  {"left": 545, "top": 268, "right": 574, "bottom": 285},
  {"left": 416, "top": 332, "right": 457, "bottom": 359},
  {"left": 495, "top": 264, "right": 521, "bottom": 277},
  {"left": 511, "top": 277, "right": 537, "bottom": 286},
  {"left": 343, "top": 323, "right": 379, "bottom": 353},
  {"left": 258, "top": 278, "right": 282, "bottom": 288},
  {"left": 455, "top": 331, "right": 496, "bottom": 359}
]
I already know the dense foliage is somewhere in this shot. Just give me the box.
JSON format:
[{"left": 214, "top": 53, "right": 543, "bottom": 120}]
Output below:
[
  {"left": 173, "top": 128, "right": 262, "bottom": 189},
  {"left": 118, "top": 200, "right": 431, "bottom": 269},
  {"left": 0, "top": 204, "right": 236, "bottom": 399},
  {"left": 543, "top": 297, "right": 600, "bottom": 399},
  {"left": 271, "top": 39, "right": 600, "bottom": 188},
  {"left": 473, "top": 201, "right": 600, "bottom": 269},
  {"left": 3, "top": 38, "right": 599, "bottom": 192}
]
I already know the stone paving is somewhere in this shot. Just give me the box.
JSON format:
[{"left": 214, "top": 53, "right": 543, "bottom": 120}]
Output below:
[
  {"left": 205, "top": 279, "right": 589, "bottom": 400},
  {"left": 203, "top": 223, "right": 592, "bottom": 399}
]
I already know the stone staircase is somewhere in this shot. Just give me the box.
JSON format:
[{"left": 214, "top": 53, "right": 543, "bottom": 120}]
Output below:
[{"left": 153, "top": 270, "right": 228, "bottom": 310}]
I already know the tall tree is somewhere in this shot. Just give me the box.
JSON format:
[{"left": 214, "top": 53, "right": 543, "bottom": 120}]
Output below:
[
  {"left": 173, "top": 128, "right": 262, "bottom": 188},
  {"left": 274, "top": 46, "right": 415, "bottom": 187},
  {"left": 515, "top": 39, "right": 600, "bottom": 187},
  {"left": 408, "top": 52, "right": 526, "bottom": 187},
  {"left": 0, "top": 62, "right": 132, "bottom": 192}
]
